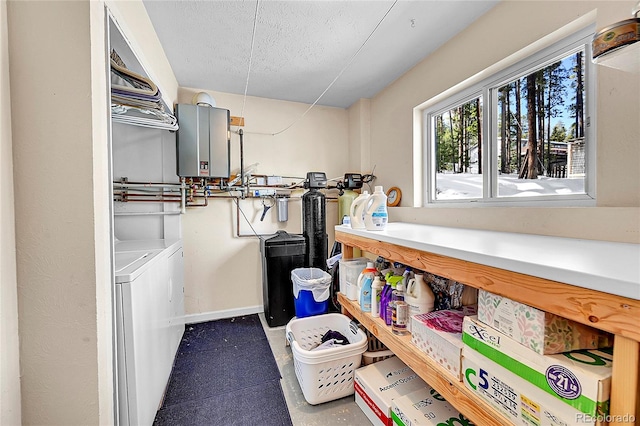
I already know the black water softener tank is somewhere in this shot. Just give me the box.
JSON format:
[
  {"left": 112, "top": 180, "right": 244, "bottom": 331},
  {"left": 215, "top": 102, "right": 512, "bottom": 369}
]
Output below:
[
  {"left": 260, "top": 231, "right": 306, "bottom": 327},
  {"left": 302, "top": 172, "right": 328, "bottom": 270}
]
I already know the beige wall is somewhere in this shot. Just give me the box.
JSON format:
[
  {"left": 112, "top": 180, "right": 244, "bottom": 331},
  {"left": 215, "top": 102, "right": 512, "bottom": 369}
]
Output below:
[
  {"left": 178, "top": 89, "right": 348, "bottom": 319},
  {"left": 1, "top": 1, "right": 21, "bottom": 424},
  {"left": 8, "top": 1, "right": 113, "bottom": 424},
  {"left": 361, "top": 0, "right": 640, "bottom": 243},
  {"left": 348, "top": 98, "right": 372, "bottom": 173}
]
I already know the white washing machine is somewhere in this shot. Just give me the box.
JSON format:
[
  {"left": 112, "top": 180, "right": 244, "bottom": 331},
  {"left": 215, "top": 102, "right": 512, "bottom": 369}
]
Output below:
[{"left": 114, "top": 239, "right": 184, "bottom": 426}]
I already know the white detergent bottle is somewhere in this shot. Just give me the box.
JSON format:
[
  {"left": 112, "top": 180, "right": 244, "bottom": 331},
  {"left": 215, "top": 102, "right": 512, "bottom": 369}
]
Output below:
[
  {"left": 356, "top": 262, "right": 376, "bottom": 304},
  {"left": 364, "top": 186, "right": 388, "bottom": 231},
  {"left": 405, "top": 273, "right": 435, "bottom": 331},
  {"left": 349, "top": 191, "right": 370, "bottom": 229}
]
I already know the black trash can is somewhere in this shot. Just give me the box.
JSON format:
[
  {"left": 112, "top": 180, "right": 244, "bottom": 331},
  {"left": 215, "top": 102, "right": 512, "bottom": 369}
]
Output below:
[{"left": 260, "top": 231, "right": 306, "bottom": 327}]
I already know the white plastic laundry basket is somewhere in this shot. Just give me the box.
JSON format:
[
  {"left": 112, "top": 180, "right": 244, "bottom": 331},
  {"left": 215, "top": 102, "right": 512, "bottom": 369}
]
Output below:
[{"left": 285, "top": 313, "right": 368, "bottom": 405}]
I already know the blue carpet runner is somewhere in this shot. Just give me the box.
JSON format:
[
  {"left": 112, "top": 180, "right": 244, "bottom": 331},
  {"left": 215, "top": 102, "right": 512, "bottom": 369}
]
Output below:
[{"left": 154, "top": 314, "right": 293, "bottom": 425}]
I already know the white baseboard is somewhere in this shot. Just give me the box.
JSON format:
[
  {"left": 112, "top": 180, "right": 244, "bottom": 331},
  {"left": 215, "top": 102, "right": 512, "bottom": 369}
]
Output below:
[{"left": 184, "top": 305, "right": 264, "bottom": 325}]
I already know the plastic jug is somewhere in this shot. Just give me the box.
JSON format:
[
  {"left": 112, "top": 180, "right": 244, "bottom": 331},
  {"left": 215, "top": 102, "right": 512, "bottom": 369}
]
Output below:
[
  {"left": 405, "top": 273, "right": 435, "bottom": 331},
  {"left": 359, "top": 272, "right": 374, "bottom": 313},
  {"left": 356, "top": 262, "right": 377, "bottom": 300},
  {"left": 349, "top": 191, "right": 370, "bottom": 229},
  {"left": 364, "top": 186, "right": 388, "bottom": 231}
]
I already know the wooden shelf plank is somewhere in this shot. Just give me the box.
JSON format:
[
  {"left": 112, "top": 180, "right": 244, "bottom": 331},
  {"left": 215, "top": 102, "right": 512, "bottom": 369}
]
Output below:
[
  {"left": 338, "top": 293, "right": 513, "bottom": 426},
  {"left": 336, "top": 231, "right": 640, "bottom": 343},
  {"left": 610, "top": 335, "right": 640, "bottom": 425}
]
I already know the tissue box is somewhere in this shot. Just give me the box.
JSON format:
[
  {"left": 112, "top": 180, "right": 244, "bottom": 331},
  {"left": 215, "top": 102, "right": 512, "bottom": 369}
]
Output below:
[
  {"left": 463, "top": 345, "right": 610, "bottom": 426},
  {"left": 478, "top": 290, "right": 611, "bottom": 355},
  {"left": 411, "top": 306, "right": 477, "bottom": 381},
  {"left": 391, "top": 387, "right": 474, "bottom": 426},
  {"left": 355, "top": 356, "right": 428, "bottom": 426},
  {"left": 462, "top": 315, "right": 611, "bottom": 422}
]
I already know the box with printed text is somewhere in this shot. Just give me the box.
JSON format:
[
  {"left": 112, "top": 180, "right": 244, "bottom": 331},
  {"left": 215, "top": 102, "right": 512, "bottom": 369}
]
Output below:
[
  {"left": 477, "top": 290, "right": 611, "bottom": 355},
  {"left": 463, "top": 315, "right": 611, "bottom": 424},
  {"left": 391, "top": 387, "right": 474, "bottom": 426},
  {"left": 354, "top": 356, "right": 428, "bottom": 426},
  {"left": 462, "top": 344, "right": 614, "bottom": 426}
]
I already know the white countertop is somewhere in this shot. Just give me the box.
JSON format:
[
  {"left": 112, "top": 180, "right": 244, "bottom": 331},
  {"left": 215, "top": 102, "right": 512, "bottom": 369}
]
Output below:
[{"left": 335, "top": 223, "right": 640, "bottom": 300}]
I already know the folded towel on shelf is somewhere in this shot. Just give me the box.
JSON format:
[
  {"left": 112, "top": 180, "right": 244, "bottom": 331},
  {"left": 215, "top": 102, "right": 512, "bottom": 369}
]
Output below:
[
  {"left": 111, "top": 59, "right": 164, "bottom": 108},
  {"left": 110, "top": 49, "right": 178, "bottom": 130},
  {"left": 111, "top": 104, "right": 178, "bottom": 131}
]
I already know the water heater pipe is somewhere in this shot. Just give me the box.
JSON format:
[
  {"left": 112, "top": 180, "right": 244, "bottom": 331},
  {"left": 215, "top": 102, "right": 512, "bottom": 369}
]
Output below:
[{"left": 113, "top": 182, "right": 182, "bottom": 189}]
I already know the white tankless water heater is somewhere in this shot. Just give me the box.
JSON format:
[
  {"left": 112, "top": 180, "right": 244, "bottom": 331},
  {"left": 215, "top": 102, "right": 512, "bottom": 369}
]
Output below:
[{"left": 176, "top": 103, "right": 230, "bottom": 178}]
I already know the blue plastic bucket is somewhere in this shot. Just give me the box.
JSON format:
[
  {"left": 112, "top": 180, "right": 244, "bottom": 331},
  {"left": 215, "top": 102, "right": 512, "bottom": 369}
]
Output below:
[
  {"left": 291, "top": 268, "right": 331, "bottom": 318},
  {"left": 294, "top": 289, "right": 329, "bottom": 318}
]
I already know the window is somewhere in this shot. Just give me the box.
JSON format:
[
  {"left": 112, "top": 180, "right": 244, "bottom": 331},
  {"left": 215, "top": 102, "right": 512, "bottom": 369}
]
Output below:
[{"left": 424, "top": 25, "right": 595, "bottom": 205}]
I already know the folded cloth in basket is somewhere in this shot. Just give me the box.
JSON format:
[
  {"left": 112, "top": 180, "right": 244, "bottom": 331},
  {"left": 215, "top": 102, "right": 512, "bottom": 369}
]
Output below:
[
  {"left": 311, "top": 338, "right": 347, "bottom": 351},
  {"left": 322, "top": 330, "right": 350, "bottom": 345},
  {"left": 309, "top": 330, "right": 351, "bottom": 351}
]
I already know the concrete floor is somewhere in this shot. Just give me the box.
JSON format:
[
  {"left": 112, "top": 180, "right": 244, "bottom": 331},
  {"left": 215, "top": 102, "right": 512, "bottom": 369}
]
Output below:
[{"left": 259, "top": 314, "right": 372, "bottom": 426}]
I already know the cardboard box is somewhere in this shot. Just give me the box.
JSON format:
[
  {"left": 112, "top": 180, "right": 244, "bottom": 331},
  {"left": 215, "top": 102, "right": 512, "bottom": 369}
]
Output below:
[
  {"left": 462, "top": 315, "right": 611, "bottom": 421},
  {"left": 355, "top": 356, "right": 428, "bottom": 426},
  {"left": 477, "top": 290, "right": 611, "bottom": 355},
  {"left": 462, "top": 345, "right": 610, "bottom": 426},
  {"left": 411, "top": 306, "right": 477, "bottom": 381},
  {"left": 391, "top": 387, "right": 474, "bottom": 426}
]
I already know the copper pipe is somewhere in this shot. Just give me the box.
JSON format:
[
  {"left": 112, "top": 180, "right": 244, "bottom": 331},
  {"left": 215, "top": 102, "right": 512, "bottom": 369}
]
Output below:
[
  {"left": 117, "top": 193, "right": 182, "bottom": 198},
  {"left": 186, "top": 191, "right": 209, "bottom": 208},
  {"left": 113, "top": 180, "right": 182, "bottom": 186},
  {"left": 113, "top": 183, "right": 181, "bottom": 189},
  {"left": 116, "top": 198, "right": 182, "bottom": 203}
]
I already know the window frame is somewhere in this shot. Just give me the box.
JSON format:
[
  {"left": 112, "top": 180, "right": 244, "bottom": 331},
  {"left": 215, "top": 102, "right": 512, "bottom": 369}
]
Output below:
[{"left": 423, "top": 24, "right": 597, "bottom": 207}]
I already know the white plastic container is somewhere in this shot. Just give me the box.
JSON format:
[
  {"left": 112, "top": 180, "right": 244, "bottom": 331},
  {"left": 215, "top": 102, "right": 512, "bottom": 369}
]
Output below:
[
  {"left": 349, "top": 190, "right": 370, "bottom": 229},
  {"left": 405, "top": 273, "right": 435, "bottom": 331},
  {"left": 286, "top": 314, "right": 368, "bottom": 405},
  {"left": 339, "top": 257, "right": 368, "bottom": 297},
  {"left": 364, "top": 186, "right": 388, "bottom": 231},
  {"left": 371, "top": 276, "right": 383, "bottom": 318}
]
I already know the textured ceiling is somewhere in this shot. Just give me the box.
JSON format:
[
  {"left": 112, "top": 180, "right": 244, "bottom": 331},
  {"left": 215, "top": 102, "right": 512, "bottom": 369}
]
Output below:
[{"left": 143, "top": 0, "right": 499, "bottom": 109}]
